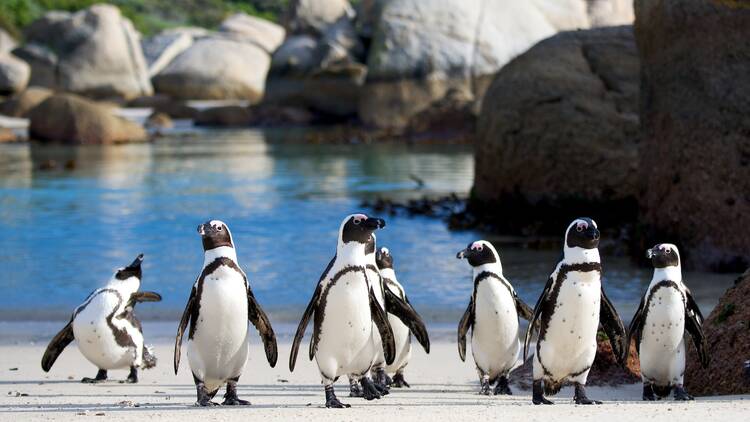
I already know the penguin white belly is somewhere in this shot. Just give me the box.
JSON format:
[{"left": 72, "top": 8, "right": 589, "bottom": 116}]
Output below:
[
  {"left": 369, "top": 268, "right": 386, "bottom": 368},
  {"left": 188, "top": 267, "right": 250, "bottom": 393},
  {"left": 315, "top": 271, "right": 375, "bottom": 381},
  {"left": 538, "top": 272, "right": 600, "bottom": 381},
  {"left": 471, "top": 281, "right": 520, "bottom": 377},
  {"left": 386, "top": 313, "right": 411, "bottom": 373},
  {"left": 639, "top": 287, "right": 686, "bottom": 386},
  {"left": 73, "top": 293, "right": 138, "bottom": 370}
]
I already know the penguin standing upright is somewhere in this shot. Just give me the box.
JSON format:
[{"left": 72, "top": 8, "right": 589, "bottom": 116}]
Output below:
[
  {"left": 456, "top": 240, "right": 533, "bottom": 395},
  {"left": 524, "top": 218, "right": 626, "bottom": 405},
  {"left": 174, "top": 220, "right": 278, "bottom": 406},
  {"left": 42, "top": 254, "right": 161, "bottom": 383},
  {"left": 376, "top": 246, "right": 428, "bottom": 388},
  {"left": 626, "top": 243, "right": 709, "bottom": 401},
  {"left": 289, "top": 214, "right": 394, "bottom": 408}
]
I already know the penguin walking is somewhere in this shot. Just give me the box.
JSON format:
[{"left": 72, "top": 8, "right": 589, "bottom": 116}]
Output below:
[
  {"left": 376, "top": 246, "right": 428, "bottom": 388},
  {"left": 626, "top": 244, "right": 709, "bottom": 401},
  {"left": 523, "top": 218, "right": 626, "bottom": 405},
  {"left": 174, "top": 220, "right": 278, "bottom": 407},
  {"left": 42, "top": 254, "right": 161, "bottom": 383},
  {"left": 456, "top": 241, "right": 533, "bottom": 395}
]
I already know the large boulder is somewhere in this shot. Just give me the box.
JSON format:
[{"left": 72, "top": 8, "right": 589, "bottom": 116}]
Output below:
[
  {"left": 360, "top": 0, "right": 634, "bottom": 129},
  {"left": 0, "top": 54, "right": 30, "bottom": 95},
  {"left": 219, "top": 13, "right": 285, "bottom": 53},
  {"left": 473, "top": 26, "right": 640, "bottom": 232},
  {"left": 29, "top": 94, "right": 147, "bottom": 144},
  {"left": 0, "top": 87, "right": 53, "bottom": 117},
  {"left": 685, "top": 270, "right": 750, "bottom": 395},
  {"left": 0, "top": 28, "right": 16, "bottom": 54},
  {"left": 283, "top": 0, "right": 354, "bottom": 36},
  {"left": 635, "top": 0, "right": 750, "bottom": 271},
  {"left": 18, "top": 5, "right": 152, "bottom": 99},
  {"left": 141, "top": 31, "right": 194, "bottom": 77},
  {"left": 153, "top": 37, "right": 270, "bottom": 101}
]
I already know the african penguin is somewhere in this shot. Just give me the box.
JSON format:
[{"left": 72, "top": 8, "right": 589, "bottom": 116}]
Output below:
[
  {"left": 456, "top": 240, "right": 533, "bottom": 395},
  {"left": 42, "top": 254, "right": 161, "bottom": 383},
  {"left": 289, "top": 213, "right": 395, "bottom": 408},
  {"left": 523, "top": 218, "right": 626, "bottom": 405},
  {"left": 626, "top": 243, "right": 709, "bottom": 401},
  {"left": 174, "top": 220, "right": 278, "bottom": 407},
  {"left": 376, "top": 247, "right": 418, "bottom": 388}
]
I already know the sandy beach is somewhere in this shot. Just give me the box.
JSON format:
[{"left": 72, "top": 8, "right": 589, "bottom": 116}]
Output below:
[{"left": 1, "top": 341, "right": 748, "bottom": 421}]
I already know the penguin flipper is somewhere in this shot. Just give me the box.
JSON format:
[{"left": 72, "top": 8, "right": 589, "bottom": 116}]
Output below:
[
  {"left": 684, "top": 288, "right": 709, "bottom": 368},
  {"left": 371, "top": 287, "right": 396, "bottom": 366},
  {"left": 457, "top": 298, "right": 473, "bottom": 362},
  {"left": 289, "top": 283, "right": 321, "bottom": 372},
  {"left": 41, "top": 319, "right": 74, "bottom": 372},
  {"left": 625, "top": 295, "right": 647, "bottom": 361},
  {"left": 127, "top": 291, "right": 162, "bottom": 308},
  {"left": 174, "top": 287, "right": 196, "bottom": 375},
  {"left": 385, "top": 289, "right": 430, "bottom": 353},
  {"left": 599, "top": 287, "right": 627, "bottom": 366},
  {"left": 514, "top": 293, "right": 534, "bottom": 322},
  {"left": 523, "top": 275, "right": 556, "bottom": 361},
  {"left": 246, "top": 286, "right": 278, "bottom": 368}
]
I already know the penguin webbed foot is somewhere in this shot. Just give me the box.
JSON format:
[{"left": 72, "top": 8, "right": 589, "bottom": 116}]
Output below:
[
  {"left": 493, "top": 376, "right": 512, "bottom": 395},
  {"left": 359, "top": 377, "right": 383, "bottom": 401},
  {"left": 532, "top": 380, "right": 553, "bottom": 405},
  {"left": 673, "top": 386, "right": 694, "bottom": 401},
  {"left": 374, "top": 368, "right": 392, "bottom": 391},
  {"left": 391, "top": 372, "right": 410, "bottom": 388},
  {"left": 325, "top": 386, "right": 351, "bottom": 408},
  {"left": 122, "top": 367, "right": 138, "bottom": 384},
  {"left": 479, "top": 377, "right": 491, "bottom": 396},
  {"left": 642, "top": 384, "right": 656, "bottom": 401},
  {"left": 194, "top": 381, "right": 218, "bottom": 407},
  {"left": 349, "top": 379, "right": 363, "bottom": 397},
  {"left": 573, "top": 383, "right": 602, "bottom": 405},
  {"left": 222, "top": 380, "right": 251, "bottom": 406},
  {"left": 81, "top": 369, "right": 107, "bottom": 384},
  {"left": 195, "top": 398, "right": 219, "bottom": 407}
]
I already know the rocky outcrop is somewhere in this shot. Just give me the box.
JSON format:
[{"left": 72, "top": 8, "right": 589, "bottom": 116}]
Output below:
[
  {"left": 29, "top": 94, "right": 147, "bottom": 144},
  {"left": 0, "top": 29, "right": 16, "bottom": 54},
  {"left": 152, "top": 37, "right": 270, "bottom": 101},
  {"left": 0, "top": 87, "right": 53, "bottom": 117},
  {"left": 219, "top": 13, "right": 285, "bottom": 53},
  {"left": 18, "top": 5, "right": 152, "bottom": 99},
  {"left": 635, "top": 0, "right": 750, "bottom": 271},
  {"left": 685, "top": 270, "right": 750, "bottom": 396},
  {"left": 360, "top": 0, "right": 635, "bottom": 129},
  {"left": 141, "top": 30, "right": 194, "bottom": 77},
  {"left": 473, "top": 26, "right": 640, "bottom": 232},
  {"left": 0, "top": 127, "right": 17, "bottom": 143},
  {"left": 0, "top": 54, "right": 30, "bottom": 95},
  {"left": 283, "top": 0, "right": 353, "bottom": 36}
]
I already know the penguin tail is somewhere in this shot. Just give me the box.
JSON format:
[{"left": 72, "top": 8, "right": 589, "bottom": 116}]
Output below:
[
  {"left": 141, "top": 345, "right": 157, "bottom": 370},
  {"left": 652, "top": 384, "right": 672, "bottom": 398},
  {"left": 544, "top": 380, "right": 563, "bottom": 396}
]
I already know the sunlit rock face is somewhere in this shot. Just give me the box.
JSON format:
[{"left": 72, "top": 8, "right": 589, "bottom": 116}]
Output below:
[{"left": 635, "top": 0, "right": 750, "bottom": 271}]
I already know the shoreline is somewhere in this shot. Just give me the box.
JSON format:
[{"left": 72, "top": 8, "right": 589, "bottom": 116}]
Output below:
[{"left": 1, "top": 342, "right": 748, "bottom": 421}]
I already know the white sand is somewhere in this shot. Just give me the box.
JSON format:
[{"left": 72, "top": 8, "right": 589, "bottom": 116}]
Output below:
[{"left": 1, "top": 342, "right": 748, "bottom": 421}]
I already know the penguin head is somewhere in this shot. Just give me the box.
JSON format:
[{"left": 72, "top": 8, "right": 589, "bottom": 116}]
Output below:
[
  {"left": 197, "top": 220, "right": 234, "bottom": 250},
  {"left": 457, "top": 240, "right": 499, "bottom": 267},
  {"left": 376, "top": 247, "right": 394, "bottom": 269},
  {"left": 647, "top": 243, "right": 680, "bottom": 268},
  {"left": 114, "top": 253, "right": 144, "bottom": 281},
  {"left": 565, "top": 218, "right": 600, "bottom": 249},
  {"left": 339, "top": 213, "right": 386, "bottom": 245}
]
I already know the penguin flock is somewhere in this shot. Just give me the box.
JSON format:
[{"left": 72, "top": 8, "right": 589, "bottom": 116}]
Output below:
[{"left": 41, "top": 214, "right": 711, "bottom": 407}]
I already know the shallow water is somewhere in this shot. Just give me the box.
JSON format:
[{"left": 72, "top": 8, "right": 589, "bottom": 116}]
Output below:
[{"left": 0, "top": 129, "right": 737, "bottom": 338}]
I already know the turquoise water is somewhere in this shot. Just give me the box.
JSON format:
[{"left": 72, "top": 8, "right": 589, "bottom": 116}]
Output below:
[{"left": 0, "top": 129, "right": 736, "bottom": 336}]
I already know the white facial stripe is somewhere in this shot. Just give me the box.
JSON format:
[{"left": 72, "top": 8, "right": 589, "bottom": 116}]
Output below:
[
  {"left": 471, "top": 241, "right": 483, "bottom": 251},
  {"left": 380, "top": 247, "right": 389, "bottom": 255}
]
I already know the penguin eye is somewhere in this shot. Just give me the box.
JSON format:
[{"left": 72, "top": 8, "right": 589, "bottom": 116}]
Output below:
[
  {"left": 217, "top": 226, "right": 223, "bottom": 231},
  {"left": 353, "top": 218, "right": 362, "bottom": 225},
  {"left": 665, "top": 249, "right": 671, "bottom": 254},
  {"left": 576, "top": 225, "right": 584, "bottom": 232}
]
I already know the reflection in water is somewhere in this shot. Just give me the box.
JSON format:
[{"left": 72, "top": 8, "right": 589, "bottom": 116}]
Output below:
[{"left": 0, "top": 129, "right": 736, "bottom": 329}]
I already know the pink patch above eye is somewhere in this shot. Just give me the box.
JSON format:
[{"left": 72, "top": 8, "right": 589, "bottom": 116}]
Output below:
[
  {"left": 471, "top": 242, "right": 482, "bottom": 250},
  {"left": 577, "top": 222, "right": 588, "bottom": 230}
]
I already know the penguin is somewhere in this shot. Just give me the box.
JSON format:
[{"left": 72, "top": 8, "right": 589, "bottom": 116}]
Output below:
[
  {"left": 174, "top": 220, "right": 278, "bottom": 407},
  {"left": 456, "top": 240, "right": 533, "bottom": 395},
  {"left": 291, "top": 216, "right": 429, "bottom": 408},
  {"left": 375, "top": 246, "right": 426, "bottom": 388},
  {"left": 41, "top": 254, "right": 161, "bottom": 383},
  {"left": 523, "top": 218, "right": 626, "bottom": 405},
  {"left": 626, "top": 243, "right": 709, "bottom": 401}
]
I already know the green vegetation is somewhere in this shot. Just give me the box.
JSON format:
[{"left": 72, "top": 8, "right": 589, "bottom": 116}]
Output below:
[{"left": 0, "top": 0, "right": 291, "bottom": 37}]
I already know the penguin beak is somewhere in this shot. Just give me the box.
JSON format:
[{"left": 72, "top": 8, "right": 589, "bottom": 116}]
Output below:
[
  {"left": 197, "top": 223, "right": 208, "bottom": 235},
  {"left": 646, "top": 248, "right": 655, "bottom": 259},
  {"left": 363, "top": 217, "right": 386, "bottom": 230},
  {"left": 587, "top": 228, "right": 600, "bottom": 241},
  {"left": 126, "top": 253, "right": 144, "bottom": 270},
  {"left": 456, "top": 248, "right": 469, "bottom": 259}
]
